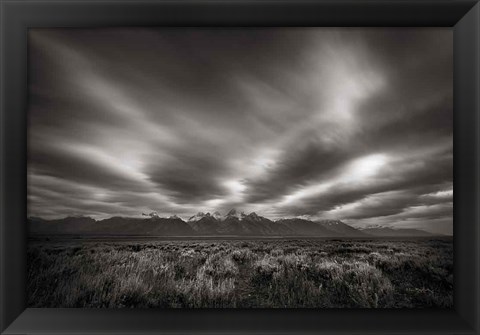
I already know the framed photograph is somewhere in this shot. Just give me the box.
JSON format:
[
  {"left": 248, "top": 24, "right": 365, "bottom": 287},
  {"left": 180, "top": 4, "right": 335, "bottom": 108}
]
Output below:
[{"left": 1, "top": 0, "right": 479, "bottom": 334}]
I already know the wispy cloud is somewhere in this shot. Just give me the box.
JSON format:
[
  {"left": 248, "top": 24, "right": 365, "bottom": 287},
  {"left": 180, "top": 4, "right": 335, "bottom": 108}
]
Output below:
[{"left": 27, "top": 28, "right": 452, "bottom": 234}]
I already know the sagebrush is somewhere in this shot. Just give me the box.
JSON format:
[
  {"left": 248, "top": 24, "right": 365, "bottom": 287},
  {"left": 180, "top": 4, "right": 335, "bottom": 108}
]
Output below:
[{"left": 27, "top": 238, "right": 453, "bottom": 308}]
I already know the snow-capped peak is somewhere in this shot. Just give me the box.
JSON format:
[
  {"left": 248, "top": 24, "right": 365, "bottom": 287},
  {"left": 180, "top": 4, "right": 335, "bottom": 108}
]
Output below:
[
  {"left": 142, "top": 212, "right": 159, "bottom": 218},
  {"left": 212, "top": 211, "right": 222, "bottom": 220},
  {"left": 246, "top": 212, "right": 261, "bottom": 221},
  {"left": 188, "top": 212, "right": 206, "bottom": 222},
  {"left": 225, "top": 209, "right": 244, "bottom": 220},
  {"left": 360, "top": 224, "right": 385, "bottom": 230},
  {"left": 321, "top": 220, "right": 342, "bottom": 226},
  {"left": 226, "top": 209, "right": 237, "bottom": 216},
  {"left": 295, "top": 215, "right": 313, "bottom": 221}
]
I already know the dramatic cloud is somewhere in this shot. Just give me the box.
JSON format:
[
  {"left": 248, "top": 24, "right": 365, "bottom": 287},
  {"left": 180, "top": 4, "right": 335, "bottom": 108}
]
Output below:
[{"left": 27, "top": 28, "right": 453, "bottom": 234}]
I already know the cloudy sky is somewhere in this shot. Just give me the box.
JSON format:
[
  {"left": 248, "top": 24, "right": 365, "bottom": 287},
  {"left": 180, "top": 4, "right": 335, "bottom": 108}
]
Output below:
[{"left": 27, "top": 28, "right": 453, "bottom": 234}]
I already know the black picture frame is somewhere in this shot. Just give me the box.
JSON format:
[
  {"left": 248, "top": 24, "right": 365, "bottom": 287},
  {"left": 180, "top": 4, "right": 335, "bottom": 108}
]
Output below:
[{"left": 1, "top": 0, "right": 479, "bottom": 334}]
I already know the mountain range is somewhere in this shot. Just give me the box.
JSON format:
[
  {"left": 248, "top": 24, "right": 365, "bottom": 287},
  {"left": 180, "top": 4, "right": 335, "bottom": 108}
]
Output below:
[{"left": 28, "top": 209, "right": 437, "bottom": 237}]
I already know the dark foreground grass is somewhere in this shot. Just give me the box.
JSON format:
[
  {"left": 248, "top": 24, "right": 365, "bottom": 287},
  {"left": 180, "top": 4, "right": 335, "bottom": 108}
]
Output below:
[{"left": 27, "top": 238, "right": 453, "bottom": 308}]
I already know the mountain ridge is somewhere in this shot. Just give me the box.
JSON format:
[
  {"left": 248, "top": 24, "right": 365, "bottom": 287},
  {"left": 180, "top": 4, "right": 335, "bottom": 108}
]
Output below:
[{"left": 28, "top": 209, "right": 439, "bottom": 237}]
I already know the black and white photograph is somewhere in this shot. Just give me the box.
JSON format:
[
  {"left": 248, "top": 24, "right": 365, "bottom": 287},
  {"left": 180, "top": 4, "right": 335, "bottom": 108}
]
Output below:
[{"left": 27, "top": 28, "right": 453, "bottom": 308}]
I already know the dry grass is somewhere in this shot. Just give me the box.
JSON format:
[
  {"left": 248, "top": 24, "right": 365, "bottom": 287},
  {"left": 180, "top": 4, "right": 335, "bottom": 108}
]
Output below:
[{"left": 27, "top": 238, "right": 453, "bottom": 308}]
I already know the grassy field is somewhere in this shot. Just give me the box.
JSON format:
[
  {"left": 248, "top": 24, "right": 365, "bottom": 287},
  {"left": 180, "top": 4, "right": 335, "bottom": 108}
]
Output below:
[{"left": 27, "top": 238, "right": 453, "bottom": 308}]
